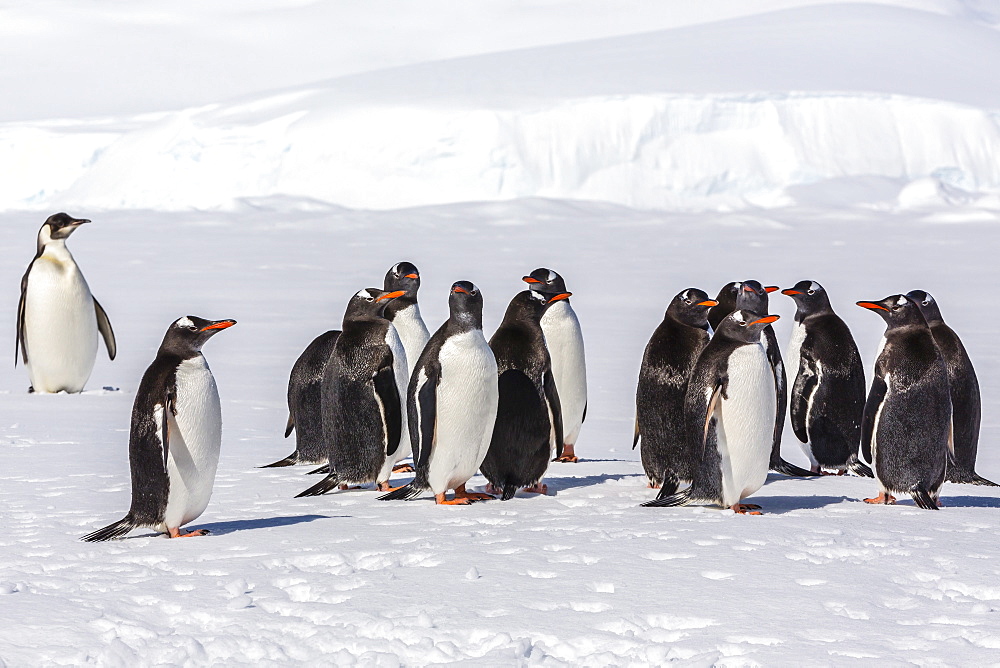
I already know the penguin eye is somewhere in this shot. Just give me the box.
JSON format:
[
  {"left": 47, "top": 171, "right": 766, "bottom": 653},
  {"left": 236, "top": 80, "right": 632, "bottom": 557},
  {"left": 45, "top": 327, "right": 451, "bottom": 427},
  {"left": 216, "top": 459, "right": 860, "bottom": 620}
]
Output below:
[
  {"left": 738, "top": 321, "right": 747, "bottom": 327},
  {"left": 683, "top": 299, "right": 692, "bottom": 305},
  {"left": 366, "top": 297, "right": 374, "bottom": 302},
  {"left": 187, "top": 325, "right": 198, "bottom": 331},
  {"left": 807, "top": 289, "right": 815, "bottom": 295}
]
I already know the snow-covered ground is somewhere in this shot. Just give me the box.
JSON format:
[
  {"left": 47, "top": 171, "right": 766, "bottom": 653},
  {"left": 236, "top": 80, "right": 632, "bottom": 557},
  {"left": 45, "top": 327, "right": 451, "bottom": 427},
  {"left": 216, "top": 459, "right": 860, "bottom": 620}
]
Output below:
[{"left": 4, "top": 0, "right": 1000, "bottom": 665}]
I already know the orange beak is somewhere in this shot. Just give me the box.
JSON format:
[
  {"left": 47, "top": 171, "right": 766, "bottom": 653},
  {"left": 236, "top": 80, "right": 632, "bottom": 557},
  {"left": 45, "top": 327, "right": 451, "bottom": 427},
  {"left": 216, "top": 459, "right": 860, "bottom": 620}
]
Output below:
[
  {"left": 743, "top": 285, "right": 756, "bottom": 292},
  {"left": 522, "top": 276, "right": 541, "bottom": 284},
  {"left": 377, "top": 290, "right": 406, "bottom": 302},
  {"left": 405, "top": 273, "right": 419, "bottom": 279},
  {"left": 697, "top": 300, "right": 718, "bottom": 307},
  {"left": 547, "top": 292, "right": 572, "bottom": 303},
  {"left": 452, "top": 286, "right": 469, "bottom": 294},
  {"left": 857, "top": 301, "right": 888, "bottom": 311},
  {"left": 782, "top": 289, "right": 802, "bottom": 296},
  {"left": 748, "top": 315, "right": 780, "bottom": 326},
  {"left": 200, "top": 320, "right": 236, "bottom": 331},
  {"left": 765, "top": 286, "right": 779, "bottom": 293}
]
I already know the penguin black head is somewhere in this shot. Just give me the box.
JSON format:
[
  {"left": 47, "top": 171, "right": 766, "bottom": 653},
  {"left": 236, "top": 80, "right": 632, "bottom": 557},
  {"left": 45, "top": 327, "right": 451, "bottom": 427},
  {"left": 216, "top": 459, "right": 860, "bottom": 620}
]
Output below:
[
  {"left": 522, "top": 268, "right": 568, "bottom": 296},
  {"left": 857, "top": 294, "right": 927, "bottom": 328},
  {"left": 345, "top": 287, "right": 405, "bottom": 322},
  {"left": 666, "top": 288, "right": 717, "bottom": 328},
  {"left": 716, "top": 309, "right": 780, "bottom": 344},
  {"left": 736, "top": 280, "right": 779, "bottom": 312},
  {"left": 159, "top": 316, "right": 236, "bottom": 357},
  {"left": 384, "top": 262, "right": 421, "bottom": 297},
  {"left": 782, "top": 280, "right": 833, "bottom": 318},
  {"left": 504, "top": 288, "right": 570, "bottom": 324},
  {"left": 905, "top": 290, "right": 945, "bottom": 325},
  {"left": 40, "top": 212, "right": 90, "bottom": 242},
  {"left": 449, "top": 281, "right": 484, "bottom": 328}
]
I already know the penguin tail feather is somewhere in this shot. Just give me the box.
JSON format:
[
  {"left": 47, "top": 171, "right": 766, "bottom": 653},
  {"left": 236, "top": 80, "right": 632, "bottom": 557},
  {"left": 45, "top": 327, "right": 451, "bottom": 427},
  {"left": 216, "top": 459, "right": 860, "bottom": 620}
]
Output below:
[
  {"left": 378, "top": 483, "right": 423, "bottom": 501},
  {"left": 909, "top": 485, "right": 940, "bottom": 511},
  {"left": 284, "top": 414, "right": 294, "bottom": 438},
  {"left": 307, "top": 464, "right": 330, "bottom": 475},
  {"left": 846, "top": 454, "right": 874, "bottom": 478},
  {"left": 294, "top": 474, "right": 342, "bottom": 498},
  {"left": 770, "top": 458, "right": 820, "bottom": 477},
  {"left": 81, "top": 516, "right": 135, "bottom": 542},
  {"left": 501, "top": 483, "right": 518, "bottom": 501},
  {"left": 969, "top": 472, "right": 1000, "bottom": 487},
  {"left": 641, "top": 488, "right": 693, "bottom": 508},
  {"left": 259, "top": 452, "right": 299, "bottom": 468}
]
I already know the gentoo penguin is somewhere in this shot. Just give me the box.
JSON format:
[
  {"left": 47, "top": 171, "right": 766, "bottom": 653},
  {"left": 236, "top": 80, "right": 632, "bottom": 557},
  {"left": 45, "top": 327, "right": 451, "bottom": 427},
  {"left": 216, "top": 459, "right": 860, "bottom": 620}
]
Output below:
[
  {"left": 643, "top": 310, "right": 780, "bottom": 513},
  {"left": 260, "top": 330, "right": 341, "bottom": 468},
  {"left": 906, "top": 290, "right": 995, "bottom": 486},
  {"left": 295, "top": 288, "right": 409, "bottom": 497},
  {"left": 384, "top": 262, "right": 430, "bottom": 376},
  {"left": 709, "top": 281, "right": 815, "bottom": 477},
  {"left": 17, "top": 213, "right": 116, "bottom": 394},
  {"left": 857, "top": 295, "right": 951, "bottom": 510},
  {"left": 782, "top": 281, "right": 872, "bottom": 477},
  {"left": 81, "top": 316, "right": 235, "bottom": 541},
  {"left": 379, "top": 281, "right": 499, "bottom": 504},
  {"left": 634, "top": 288, "right": 717, "bottom": 493},
  {"left": 523, "top": 268, "right": 586, "bottom": 463},
  {"left": 480, "top": 289, "right": 565, "bottom": 500}
]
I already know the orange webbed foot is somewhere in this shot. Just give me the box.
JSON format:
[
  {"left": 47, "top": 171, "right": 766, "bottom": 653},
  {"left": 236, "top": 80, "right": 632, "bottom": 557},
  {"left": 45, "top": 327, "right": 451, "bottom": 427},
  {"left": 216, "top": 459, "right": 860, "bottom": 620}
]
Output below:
[
  {"left": 168, "top": 527, "right": 210, "bottom": 538},
  {"left": 377, "top": 482, "right": 406, "bottom": 492},
  {"left": 454, "top": 484, "right": 493, "bottom": 502},
  {"left": 522, "top": 483, "right": 549, "bottom": 495},
  {"left": 731, "top": 503, "right": 762, "bottom": 515},
  {"left": 864, "top": 492, "right": 896, "bottom": 505},
  {"left": 435, "top": 493, "right": 475, "bottom": 505},
  {"left": 392, "top": 463, "right": 415, "bottom": 473}
]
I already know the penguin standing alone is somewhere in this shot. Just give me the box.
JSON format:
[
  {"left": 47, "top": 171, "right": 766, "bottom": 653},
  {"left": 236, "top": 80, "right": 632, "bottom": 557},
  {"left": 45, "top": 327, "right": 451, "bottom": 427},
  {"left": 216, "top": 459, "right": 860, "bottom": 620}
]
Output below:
[
  {"left": 17, "top": 213, "right": 116, "bottom": 394},
  {"left": 379, "top": 281, "right": 499, "bottom": 504},
  {"left": 296, "top": 288, "right": 409, "bottom": 497},
  {"left": 481, "top": 289, "right": 565, "bottom": 500},
  {"left": 906, "top": 290, "right": 996, "bottom": 486},
  {"left": 782, "top": 281, "right": 872, "bottom": 476},
  {"left": 643, "top": 310, "right": 780, "bottom": 514},
  {"left": 857, "top": 295, "right": 950, "bottom": 509},
  {"left": 82, "top": 316, "right": 235, "bottom": 541},
  {"left": 523, "top": 268, "right": 586, "bottom": 463},
  {"left": 634, "top": 288, "right": 717, "bottom": 493}
]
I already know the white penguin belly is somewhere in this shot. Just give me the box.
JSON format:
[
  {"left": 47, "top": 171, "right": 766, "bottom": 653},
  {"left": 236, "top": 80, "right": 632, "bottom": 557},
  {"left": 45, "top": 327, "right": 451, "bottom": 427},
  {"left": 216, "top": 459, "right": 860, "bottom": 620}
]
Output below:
[
  {"left": 161, "top": 356, "right": 223, "bottom": 530},
  {"left": 377, "top": 325, "right": 411, "bottom": 482},
  {"left": 24, "top": 257, "right": 98, "bottom": 393},
  {"left": 716, "top": 345, "right": 775, "bottom": 507},
  {"left": 425, "top": 331, "right": 500, "bottom": 495},
  {"left": 541, "top": 302, "right": 587, "bottom": 445},
  {"left": 393, "top": 304, "right": 430, "bottom": 376}
]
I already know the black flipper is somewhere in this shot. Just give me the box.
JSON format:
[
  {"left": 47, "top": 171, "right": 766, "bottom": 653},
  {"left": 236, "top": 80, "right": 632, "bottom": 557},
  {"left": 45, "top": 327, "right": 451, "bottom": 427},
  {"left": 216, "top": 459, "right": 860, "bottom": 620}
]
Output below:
[
  {"left": 969, "top": 472, "right": 1000, "bottom": 487},
  {"left": 632, "top": 415, "right": 640, "bottom": 450},
  {"left": 771, "top": 459, "right": 818, "bottom": 477},
  {"left": 656, "top": 471, "right": 679, "bottom": 498},
  {"left": 846, "top": 454, "right": 874, "bottom": 478},
  {"left": 284, "top": 413, "right": 294, "bottom": 438},
  {"left": 373, "top": 350, "right": 402, "bottom": 458},
  {"left": 411, "top": 361, "right": 440, "bottom": 480},
  {"left": 501, "top": 483, "right": 519, "bottom": 501},
  {"left": 790, "top": 351, "right": 817, "bottom": 444},
  {"left": 642, "top": 487, "right": 693, "bottom": 508},
  {"left": 15, "top": 261, "right": 31, "bottom": 366},
  {"left": 582, "top": 402, "right": 587, "bottom": 424},
  {"left": 307, "top": 464, "right": 330, "bottom": 475},
  {"left": 763, "top": 325, "right": 787, "bottom": 460},
  {"left": 81, "top": 515, "right": 136, "bottom": 542},
  {"left": 543, "top": 369, "right": 564, "bottom": 460},
  {"left": 259, "top": 453, "right": 299, "bottom": 468},
  {"left": 378, "top": 482, "right": 422, "bottom": 501},
  {"left": 94, "top": 297, "right": 116, "bottom": 360},
  {"left": 909, "top": 485, "right": 940, "bottom": 511},
  {"left": 294, "top": 473, "right": 342, "bottom": 498},
  {"left": 161, "top": 391, "right": 175, "bottom": 473},
  {"left": 861, "top": 371, "right": 887, "bottom": 466}
]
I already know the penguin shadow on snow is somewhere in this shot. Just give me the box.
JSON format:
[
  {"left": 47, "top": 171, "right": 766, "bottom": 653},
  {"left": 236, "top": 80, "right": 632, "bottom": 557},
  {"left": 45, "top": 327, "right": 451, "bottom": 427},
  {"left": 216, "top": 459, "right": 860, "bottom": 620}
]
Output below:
[
  {"left": 754, "top": 495, "right": 852, "bottom": 514},
  {"left": 92, "top": 514, "right": 337, "bottom": 540},
  {"left": 543, "top": 472, "right": 634, "bottom": 493},
  {"left": 924, "top": 495, "right": 1000, "bottom": 509}
]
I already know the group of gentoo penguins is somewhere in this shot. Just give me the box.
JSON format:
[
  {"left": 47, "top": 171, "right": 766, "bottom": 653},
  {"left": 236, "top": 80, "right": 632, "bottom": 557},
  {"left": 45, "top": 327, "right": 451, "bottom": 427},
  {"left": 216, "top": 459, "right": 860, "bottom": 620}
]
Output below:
[{"left": 11, "top": 214, "right": 995, "bottom": 543}]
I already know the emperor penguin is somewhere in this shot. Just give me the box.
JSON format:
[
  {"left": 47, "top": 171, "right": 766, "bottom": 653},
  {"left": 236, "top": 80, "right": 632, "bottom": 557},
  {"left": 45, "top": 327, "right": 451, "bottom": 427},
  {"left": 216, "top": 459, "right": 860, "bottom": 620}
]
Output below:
[
  {"left": 383, "top": 262, "right": 430, "bottom": 376},
  {"left": 260, "top": 330, "right": 341, "bottom": 468},
  {"left": 857, "top": 295, "right": 951, "bottom": 510},
  {"left": 295, "top": 288, "right": 409, "bottom": 497},
  {"left": 523, "top": 268, "right": 586, "bottom": 463},
  {"left": 17, "top": 213, "right": 116, "bottom": 394},
  {"left": 709, "top": 281, "right": 816, "bottom": 477},
  {"left": 782, "top": 281, "right": 872, "bottom": 477},
  {"left": 906, "top": 290, "right": 995, "bottom": 486},
  {"left": 642, "top": 310, "right": 779, "bottom": 514},
  {"left": 379, "top": 281, "right": 499, "bottom": 504},
  {"left": 634, "top": 288, "right": 717, "bottom": 493},
  {"left": 481, "top": 289, "right": 565, "bottom": 500},
  {"left": 81, "top": 316, "right": 235, "bottom": 541}
]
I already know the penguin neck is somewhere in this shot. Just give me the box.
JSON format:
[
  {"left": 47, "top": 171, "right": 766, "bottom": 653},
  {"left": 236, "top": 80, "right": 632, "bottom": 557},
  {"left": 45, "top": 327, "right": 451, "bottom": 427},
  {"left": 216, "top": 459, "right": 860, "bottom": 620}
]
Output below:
[
  {"left": 447, "top": 310, "right": 483, "bottom": 334},
  {"left": 38, "top": 234, "right": 74, "bottom": 263},
  {"left": 794, "top": 303, "right": 833, "bottom": 324},
  {"left": 384, "top": 296, "right": 418, "bottom": 320}
]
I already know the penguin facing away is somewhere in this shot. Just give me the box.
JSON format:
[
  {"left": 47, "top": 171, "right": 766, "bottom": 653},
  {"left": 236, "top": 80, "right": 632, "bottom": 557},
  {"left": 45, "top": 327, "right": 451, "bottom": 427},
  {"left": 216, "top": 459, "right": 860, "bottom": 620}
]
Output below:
[
  {"left": 857, "top": 295, "right": 950, "bottom": 510},
  {"left": 635, "top": 288, "right": 717, "bottom": 494},
  {"left": 379, "top": 281, "right": 499, "bottom": 504},
  {"left": 17, "top": 213, "right": 116, "bottom": 394},
  {"left": 383, "top": 261, "right": 430, "bottom": 377},
  {"left": 260, "top": 330, "right": 341, "bottom": 468},
  {"left": 296, "top": 288, "right": 409, "bottom": 497},
  {"left": 481, "top": 289, "right": 565, "bottom": 500},
  {"left": 81, "top": 316, "right": 235, "bottom": 541},
  {"left": 643, "top": 310, "right": 780, "bottom": 514},
  {"left": 782, "top": 281, "right": 872, "bottom": 477},
  {"left": 906, "top": 290, "right": 996, "bottom": 486},
  {"left": 523, "top": 268, "right": 587, "bottom": 463}
]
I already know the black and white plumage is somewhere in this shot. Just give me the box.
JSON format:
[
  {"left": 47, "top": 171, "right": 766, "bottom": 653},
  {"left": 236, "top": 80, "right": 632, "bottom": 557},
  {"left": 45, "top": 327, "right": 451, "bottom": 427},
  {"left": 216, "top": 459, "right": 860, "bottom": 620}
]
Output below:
[
  {"left": 296, "top": 288, "right": 409, "bottom": 497},
  {"left": 480, "top": 289, "right": 565, "bottom": 500},
  {"left": 17, "top": 213, "right": 116, "bottom": 394},
  {"left": 857, "top": 295, "right": 951, "bottom": 510},
  {"left": 261, "top": 331, "right": 341, "bottom": 468},
  {"left": 782, "top": 281, "right": 872, "bottom": 477},
  {"left": 709, "top": 280, "right": 815, "bottom": 477},
  {"left": 643, "top": 310, "right": 780, "bottom": 514},
  {"left": 379, "top": 282, "right": 499, "bottom": 505},
  {"left": 906, "top": 290, "right": 995, "bottom": 486},
  {"left": 383, "top": 261, "right": 430, "bottom": 377},
  {"left": 635, "top": 288, "right": 717, "bottom": 494},
  {"left": 81, "top": 316, "right": 235, "bottom": 541},
  {"left": 523, "top": 268, "right": 587, "bottom": 463}
]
